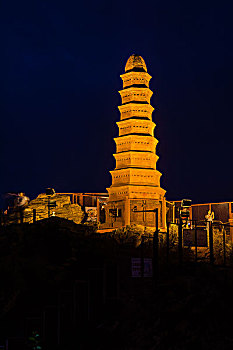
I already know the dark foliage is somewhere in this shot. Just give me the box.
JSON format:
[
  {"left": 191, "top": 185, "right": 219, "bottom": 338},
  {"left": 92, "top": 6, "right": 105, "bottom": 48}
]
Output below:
[{"left": 1, "top": 219, "right": 233, "bottom": 349}]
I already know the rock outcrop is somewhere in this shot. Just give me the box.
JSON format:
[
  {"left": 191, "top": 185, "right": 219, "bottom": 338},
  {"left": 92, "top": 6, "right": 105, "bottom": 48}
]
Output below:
[{"left": 8, "top": 193, "right": 84, "bottom": 225}]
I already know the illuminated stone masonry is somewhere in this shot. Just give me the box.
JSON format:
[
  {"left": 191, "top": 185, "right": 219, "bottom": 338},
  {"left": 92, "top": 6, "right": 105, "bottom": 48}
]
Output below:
[{"left": 103, "top": 54, "right": 166, "bottom": 230}]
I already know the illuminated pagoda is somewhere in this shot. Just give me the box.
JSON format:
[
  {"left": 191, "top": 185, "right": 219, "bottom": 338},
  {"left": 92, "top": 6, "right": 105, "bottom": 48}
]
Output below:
[{"left": 104, "top": 54, "right": 166, "bottom": 230}]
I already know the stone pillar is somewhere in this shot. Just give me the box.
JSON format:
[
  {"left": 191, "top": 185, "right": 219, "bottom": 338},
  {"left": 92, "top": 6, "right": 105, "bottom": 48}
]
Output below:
[
  {"left": 125, "top": 196, "right": 130, "bottom": 226},
  {"left": 161, "top": 198, "right": 166, "bottom": 231},
  {"left": 97, "top": 197, "right": 100, "bottom": 223},
  {"left": 79, "top": 194, "right": 84, "bottom": 206}
]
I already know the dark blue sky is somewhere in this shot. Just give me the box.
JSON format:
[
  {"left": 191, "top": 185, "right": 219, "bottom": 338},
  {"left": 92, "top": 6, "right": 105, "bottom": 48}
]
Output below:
[{"left": 1, "top": 0, "right": 233, "bottom": 205}]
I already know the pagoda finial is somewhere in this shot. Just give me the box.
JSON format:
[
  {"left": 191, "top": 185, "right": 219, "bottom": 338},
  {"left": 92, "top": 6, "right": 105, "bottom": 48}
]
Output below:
[{"left": 125, "top": 54, "right": 147, "bottom": 73}]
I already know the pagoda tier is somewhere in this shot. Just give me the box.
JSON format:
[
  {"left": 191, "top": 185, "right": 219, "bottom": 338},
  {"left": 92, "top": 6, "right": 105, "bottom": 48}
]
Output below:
[
  {"left": 114, "top": 134, "right": 158, "bottom": 153},
  {"left": 103, "top": 54, "right": 166, "bottom": 230},
  {"left": 116, "top": 118, "right": 155, "bottom": 137},
  {"left": 113, "top": 151, "right": 159, "bottom": 170},
  {"left": 120, "top": 71, "right": 152, "bottom": 89},
  {"left": 119, "top": 87, "right": 153, "bottom": 105},
  {"left": 118, "top": 103, "right": 154, "bottom": 121},
  {"left": 110, "top": 168, "right": 162, "bottom": 187},
  {"left": 107, "top": 184, "right": 166, "bottom": 201}
]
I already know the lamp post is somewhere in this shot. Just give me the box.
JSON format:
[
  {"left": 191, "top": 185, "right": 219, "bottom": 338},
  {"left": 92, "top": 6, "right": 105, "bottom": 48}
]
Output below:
[
  {"left": 132, "top": 206, "right": 159, "bottom": 285},
  {"left": 205, "top": 210, "right": 214, "bottom": 265}
]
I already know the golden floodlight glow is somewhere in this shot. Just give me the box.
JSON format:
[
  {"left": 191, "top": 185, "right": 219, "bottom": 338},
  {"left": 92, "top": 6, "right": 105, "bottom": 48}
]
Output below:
[{"left": 102, "top": 54, "right": 166, "bottom": 230}]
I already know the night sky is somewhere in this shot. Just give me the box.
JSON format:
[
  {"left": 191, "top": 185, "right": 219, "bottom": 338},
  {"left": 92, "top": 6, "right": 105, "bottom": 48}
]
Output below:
[{"left": 2, "top": 0, "right": 233, "bottom": 206}]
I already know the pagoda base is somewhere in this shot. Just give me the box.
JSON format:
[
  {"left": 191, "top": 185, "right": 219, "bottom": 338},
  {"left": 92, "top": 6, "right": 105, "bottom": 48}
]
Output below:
[{"left": 101, "top": 195, "right": 166, "bottom": 232}]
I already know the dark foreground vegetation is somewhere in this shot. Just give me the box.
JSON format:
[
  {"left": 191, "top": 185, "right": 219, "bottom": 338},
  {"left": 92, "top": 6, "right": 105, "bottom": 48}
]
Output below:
[{"left": 0, "top": 218, "right": 233, "bottom": 349}]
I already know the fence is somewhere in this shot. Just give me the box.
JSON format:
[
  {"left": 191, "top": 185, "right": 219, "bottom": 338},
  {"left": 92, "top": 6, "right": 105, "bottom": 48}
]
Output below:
[
  {"left": 0, "top": 208, "right": 37, "bottom": 225},
  {"left": 129, "top": 220, "right": 233, "bottom": 287},
  {"left": 1, "top": 209, "right": 233, "bottom": 268}
]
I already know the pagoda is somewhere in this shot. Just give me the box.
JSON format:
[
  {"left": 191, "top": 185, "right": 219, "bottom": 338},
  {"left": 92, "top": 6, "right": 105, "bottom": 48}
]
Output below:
[{"left": 104, "top": 54, "right": 166, "bottom": 230}]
